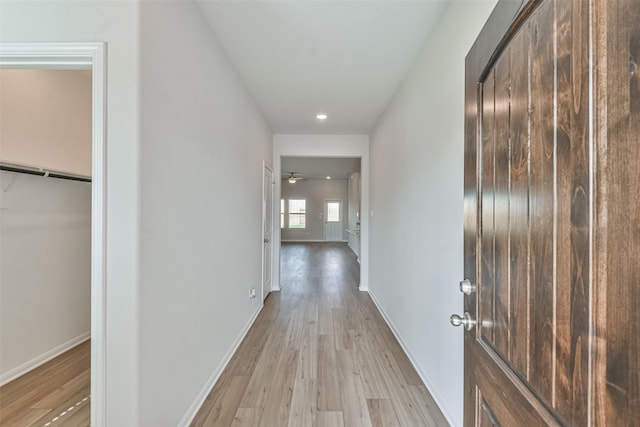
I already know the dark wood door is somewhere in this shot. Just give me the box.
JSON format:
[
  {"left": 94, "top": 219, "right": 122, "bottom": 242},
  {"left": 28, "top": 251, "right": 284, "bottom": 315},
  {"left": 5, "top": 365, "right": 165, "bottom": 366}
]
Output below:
[{"left": 461, "top": 0, "right": 640, "bottom": 425}]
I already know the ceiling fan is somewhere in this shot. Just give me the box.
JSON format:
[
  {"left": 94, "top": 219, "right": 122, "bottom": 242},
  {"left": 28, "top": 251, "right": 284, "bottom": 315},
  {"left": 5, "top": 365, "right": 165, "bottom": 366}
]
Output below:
[{"left": 285, "top": 172, "right": 305, "bottom": 184}]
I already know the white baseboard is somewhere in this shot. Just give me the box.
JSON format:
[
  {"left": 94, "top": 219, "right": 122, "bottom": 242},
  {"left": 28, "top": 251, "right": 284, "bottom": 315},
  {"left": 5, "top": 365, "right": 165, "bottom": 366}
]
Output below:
[
  {"left": 0, "top": 331, "right": 91, "bottom": 387},
  {"left": 178, "top": 303, "right": 263, "bottom": 427},
  {"left": 367, "top": 290, "right": 456, "bottom": 427}
]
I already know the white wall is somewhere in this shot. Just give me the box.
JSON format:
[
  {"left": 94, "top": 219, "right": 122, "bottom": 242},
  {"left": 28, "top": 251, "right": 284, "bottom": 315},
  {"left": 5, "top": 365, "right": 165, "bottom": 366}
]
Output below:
[
  {"left": 368, "top": 1, "right": 497, "bottom": 426},
  {"left": 273, "top": 134, "right": 370, "bottom": 290},
  {"left": 139, "top": 1, "right": 272, "bottom": 425},
  {"left": 281, "top": 178, "right": 348, "bottom": 241},
  {"left": 0, "top": 2, "right": 140, "bottom": 425},
  {"left": 0, "top": 172, "right": 91, "bottom": 384},
  {"left": 0, "top": 69, "right": 92, "bottom": 176}
]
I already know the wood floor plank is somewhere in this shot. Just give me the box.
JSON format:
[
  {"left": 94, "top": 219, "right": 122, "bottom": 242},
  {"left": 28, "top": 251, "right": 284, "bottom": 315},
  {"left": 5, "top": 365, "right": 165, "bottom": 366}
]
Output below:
[
  {"left": 43, "top": 396, "right": 90, "bottom": 427},
  {"left": 287, "top": 379, "right": 317, "bottom": 427},
  {"left": 258, "top": 349, "right": 299, "bottom": 427},
  {"left": 296, "top": 322, "right": 318, "bottom": 380},
  {"left": 317, "top": 334, "right": 342, "bottom": 412},
  {"left": 31, "top": 370, "right": 90, "bottom": 409},
  {"left": 230, "top": 407, "right": 263, "bottom": 427},
  {"left": 55, "top": 400, "right": 90, "bottom": 427},
  {"left": 195, "top": 375, "right": 250, "bottom": 427},
  {"left": 336, "top": 349, "right": 373, "bottom": 427},
  {"left": 410, "top": 384, "right": 449, "bottom": 427},
  {"left": 2, "top": 408, "right": 52, "bottom": 427},
  {"left": 332, "top": 309, "right": 353, "bottom": 350},
  {"left": 316, "top": 411, "right": 345, "bottom": 427},
  {"left": 189, "top": 370, "right": 236, "bottom": 426},
  {"left": 364, "top": 314, "right": 424, "bottom": 386},
  {"left": 370, "top": 339, "right": 432, "bottom": 426},
  {"left": 355, "top": 334, "right": 390, "bottom": 399},
  {"left": 228, "top": 316, "right": 273, "bottom": 376},
  {"left": 367, "top": 399, "right": 401, "bottom": 427},
  {"left": 317, "top": 298, "right": 333, "bottom": 335},
  {"left": 285, "top": 307, "right": 306, "bottom": 350},
  {"left": 237, "top": 331, "right": 286, "bottom": 409},
  {"left": 31, "top": 386, "right": 90, "bottom": 426},
  {"left": 1, "top": 384, "right": 53, "bottom": 424}
]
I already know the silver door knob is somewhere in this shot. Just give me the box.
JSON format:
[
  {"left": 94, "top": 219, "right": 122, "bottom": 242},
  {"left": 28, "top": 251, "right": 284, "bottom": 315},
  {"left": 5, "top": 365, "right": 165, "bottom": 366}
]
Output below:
[
  {"left": 450, "top": 312, "right": 476, "bottom": 331},
  {"left": 459, "top": 279, "right": 476, "bottom": 295}
]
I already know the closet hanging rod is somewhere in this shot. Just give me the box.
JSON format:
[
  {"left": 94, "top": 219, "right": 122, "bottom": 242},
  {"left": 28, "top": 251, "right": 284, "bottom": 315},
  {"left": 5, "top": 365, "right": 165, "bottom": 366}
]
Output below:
[{"left": 0, "top": 162, "right": 91, "bottom": 183}]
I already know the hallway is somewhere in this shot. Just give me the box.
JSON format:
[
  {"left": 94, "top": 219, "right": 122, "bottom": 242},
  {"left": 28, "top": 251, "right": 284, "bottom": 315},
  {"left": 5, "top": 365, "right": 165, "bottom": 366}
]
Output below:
[{"left": 192, "top": 242, "right": 447, "bottom": 426}]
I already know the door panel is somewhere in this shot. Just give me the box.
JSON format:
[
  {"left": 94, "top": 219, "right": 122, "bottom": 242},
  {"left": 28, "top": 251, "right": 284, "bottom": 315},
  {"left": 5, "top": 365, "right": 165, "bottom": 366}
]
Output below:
[
  {"left": 462, "top": 0, "right": 619, "bottom": 425},
  {"left": 263, "top": 164, "right": 273, "bottom": 299},
  {"left": 527, "top": 0, "right": 555, "bottom": 405},
  {"left": 324, "top": 200, "right": 342, "bottom": 241},
  {"left": 464, "top": 0, "right": 640, "bottom": 424},
  {"left": 553, "top": 0, "right": 591, "bottom": 422},
  {"left": 507, "top": 27, "right": 530, "bottom": 379},
  {"left": 480, "top": 68, "right": 496, "bottom": 346},
  {"left": 474, "top": 339, "right": 559, "bottom": 426},
  {"left": 493, "top": 42, "right": 510, "bottom": 361}
]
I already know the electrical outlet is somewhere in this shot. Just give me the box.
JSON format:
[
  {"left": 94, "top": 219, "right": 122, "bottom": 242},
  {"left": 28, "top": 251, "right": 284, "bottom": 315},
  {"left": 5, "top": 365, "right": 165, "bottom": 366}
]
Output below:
[{"left": 249, "top": 288, "right": 256, "bottom": 299}]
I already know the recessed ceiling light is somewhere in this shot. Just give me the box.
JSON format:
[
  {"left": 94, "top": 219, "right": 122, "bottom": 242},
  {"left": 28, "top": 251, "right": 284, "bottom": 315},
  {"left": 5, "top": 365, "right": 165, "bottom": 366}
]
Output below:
[
  {"left": 326, "top": 176, "right": 331, "bottom": 180},
  {"left": 316, "top": 114, "right": 328, "bottom": 120}
]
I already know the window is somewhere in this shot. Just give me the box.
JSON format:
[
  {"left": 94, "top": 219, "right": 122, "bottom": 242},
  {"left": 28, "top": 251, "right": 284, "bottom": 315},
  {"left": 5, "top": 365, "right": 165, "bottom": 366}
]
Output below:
[
  {"left": 280, "top": 199, "right": 285, "bottom": 229},
  {"left": 288, "top": 199, "right": 306, "bottom": 229},
  {"left": 327, "top": 201, "right": 340, "bottom": 222}
]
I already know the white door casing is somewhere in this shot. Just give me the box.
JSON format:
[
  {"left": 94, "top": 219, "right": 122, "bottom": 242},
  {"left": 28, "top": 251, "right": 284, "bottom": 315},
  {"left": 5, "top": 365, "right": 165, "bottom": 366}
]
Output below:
[{"left": 0, "top": 42, "right": 107, "bottom": 427}]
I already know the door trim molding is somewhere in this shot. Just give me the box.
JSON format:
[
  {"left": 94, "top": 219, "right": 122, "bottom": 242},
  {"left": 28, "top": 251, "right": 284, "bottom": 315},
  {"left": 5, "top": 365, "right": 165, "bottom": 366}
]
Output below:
[{"left": 0, "top": 42, "right": 107, "bottom": 427}]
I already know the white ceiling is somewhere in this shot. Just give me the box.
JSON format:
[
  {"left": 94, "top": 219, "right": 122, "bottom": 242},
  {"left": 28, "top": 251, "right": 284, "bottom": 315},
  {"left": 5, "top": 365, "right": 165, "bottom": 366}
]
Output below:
[{"left": 197, "top": 1, "right": 447, "bottom": 134}]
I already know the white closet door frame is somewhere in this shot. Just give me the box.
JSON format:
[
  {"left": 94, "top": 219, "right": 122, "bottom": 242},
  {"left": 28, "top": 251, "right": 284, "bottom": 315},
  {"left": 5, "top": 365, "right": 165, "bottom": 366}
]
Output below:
[{"left": 0, "top": 42, "right": 107, "bottom": 427}]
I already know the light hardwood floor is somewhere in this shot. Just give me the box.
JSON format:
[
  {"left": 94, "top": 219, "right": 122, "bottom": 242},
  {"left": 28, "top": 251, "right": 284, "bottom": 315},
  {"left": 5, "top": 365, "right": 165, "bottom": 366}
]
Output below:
[
  {"left": 192, "top": 242, "right": 448, "bottom": 427},
  {"left": 0, "top": 341, "right": 90, "bottom": 427}
]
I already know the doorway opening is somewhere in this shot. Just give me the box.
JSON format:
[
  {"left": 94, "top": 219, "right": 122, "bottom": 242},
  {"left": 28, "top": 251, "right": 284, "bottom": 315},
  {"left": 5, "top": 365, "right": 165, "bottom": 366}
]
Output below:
[
  {"left": 0, "top": 43, "right": 106, "bottom": 426},
  {"left": 272, "top": 136, "right": 369, "bottom": 292}
]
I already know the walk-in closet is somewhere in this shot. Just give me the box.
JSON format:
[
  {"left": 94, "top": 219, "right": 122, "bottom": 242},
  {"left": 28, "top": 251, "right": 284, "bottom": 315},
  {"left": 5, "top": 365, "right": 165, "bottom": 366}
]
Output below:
[{"left": 0, "top": 69, "right": 92, "bottom": 426}]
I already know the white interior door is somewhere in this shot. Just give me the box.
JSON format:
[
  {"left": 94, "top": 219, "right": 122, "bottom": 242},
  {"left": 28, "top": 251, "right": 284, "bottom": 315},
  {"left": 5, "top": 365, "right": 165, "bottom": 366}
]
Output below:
[
  {"left": 262, "top": 163, "right": 273, "bottom": 300},
  {"left": 324, "top": 199, "right": 342, "bottom": 241}
]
